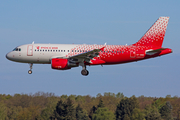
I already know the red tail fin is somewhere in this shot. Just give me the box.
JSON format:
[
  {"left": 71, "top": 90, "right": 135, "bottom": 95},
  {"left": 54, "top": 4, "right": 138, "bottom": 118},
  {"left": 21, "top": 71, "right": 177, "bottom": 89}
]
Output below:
[{"left": 133, "top": 17, "right": 169, "bottom": 47}]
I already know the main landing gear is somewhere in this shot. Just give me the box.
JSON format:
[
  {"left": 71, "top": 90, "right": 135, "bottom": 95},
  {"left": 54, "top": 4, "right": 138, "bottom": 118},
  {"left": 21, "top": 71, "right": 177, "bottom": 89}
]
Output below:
[
  {"left": 28, "top": 63, "right": 33, "bottom": 74},
  {"left": 81, "top": 65, "right": 89, "bottom": 76},
  {"left": 81, "top": 69, "right": 89, "bottom": 76}
]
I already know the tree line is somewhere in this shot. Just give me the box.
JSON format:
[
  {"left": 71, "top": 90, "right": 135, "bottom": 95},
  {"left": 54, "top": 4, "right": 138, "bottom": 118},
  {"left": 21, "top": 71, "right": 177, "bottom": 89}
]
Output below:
[{"left": 0, "top": 92, "right": 179, "bottom": 120}]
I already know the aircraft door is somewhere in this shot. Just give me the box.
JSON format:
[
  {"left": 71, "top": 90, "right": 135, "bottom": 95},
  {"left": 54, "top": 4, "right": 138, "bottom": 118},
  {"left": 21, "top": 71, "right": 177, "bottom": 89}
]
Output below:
[
  {"left": 27, "top": 45, "right": 33, "bottom": 56},
  {"left": 130, "top": 51, "right": 136, "bottom": 58}
]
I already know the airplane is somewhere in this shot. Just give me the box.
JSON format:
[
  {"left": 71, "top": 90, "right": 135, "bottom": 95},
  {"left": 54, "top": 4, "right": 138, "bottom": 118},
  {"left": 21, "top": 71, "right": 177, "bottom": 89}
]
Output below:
[{"left": 6, "top": 17, "right": 172, "bottom": 76}]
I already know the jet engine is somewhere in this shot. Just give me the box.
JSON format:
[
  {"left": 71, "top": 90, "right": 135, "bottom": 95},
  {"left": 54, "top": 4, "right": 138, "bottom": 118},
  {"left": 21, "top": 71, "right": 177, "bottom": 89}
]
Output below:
[{"left": 51, "top": 58, "right": 78, "bottom": 70}]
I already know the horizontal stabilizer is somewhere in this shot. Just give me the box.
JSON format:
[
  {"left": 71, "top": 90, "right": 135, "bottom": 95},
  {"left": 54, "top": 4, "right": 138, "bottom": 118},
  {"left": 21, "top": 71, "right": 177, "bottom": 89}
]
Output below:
[{"left": 146, "top": 48, "right": 168, "bottom": 55}]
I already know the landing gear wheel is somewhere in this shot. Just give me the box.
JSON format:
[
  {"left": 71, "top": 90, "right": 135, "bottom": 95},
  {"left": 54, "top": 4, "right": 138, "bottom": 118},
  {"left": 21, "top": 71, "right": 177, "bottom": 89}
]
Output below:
[
  {"left": 28, "top": 70, "right": 32, "bottom": 74},
  {"left": 28, "top": 63, "right": 33, "bottom": 74},
  {"left": 81, "top": 69, "right": 89, "bottom": 76}
]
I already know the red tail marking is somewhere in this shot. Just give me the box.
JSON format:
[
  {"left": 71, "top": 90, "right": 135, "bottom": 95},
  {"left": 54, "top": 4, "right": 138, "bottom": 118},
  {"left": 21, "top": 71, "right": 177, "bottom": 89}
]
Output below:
[{"left": 133, "top": 17, "right": 169, "bottom": 47}]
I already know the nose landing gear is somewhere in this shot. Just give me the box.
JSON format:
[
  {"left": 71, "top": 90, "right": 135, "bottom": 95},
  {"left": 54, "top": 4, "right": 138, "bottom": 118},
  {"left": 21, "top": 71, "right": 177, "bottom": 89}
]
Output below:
[
  {"left": 28, "top": 70, "right": 32, "bottom": 74},
  {"left": 28, "top": 63, "right": 33, "bottom": 74}
]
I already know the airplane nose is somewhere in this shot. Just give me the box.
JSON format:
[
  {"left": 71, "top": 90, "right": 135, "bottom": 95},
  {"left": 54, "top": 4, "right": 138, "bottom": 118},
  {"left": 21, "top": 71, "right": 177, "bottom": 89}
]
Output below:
[
  {"left": 6, "top": 52, "right": 18, "bottom": 62},
  {"left": 6, "top": 53, "right": 10, "bottom": 60},
  {"left": 6, "top": 52, "right": 12, "bottom": 60}
]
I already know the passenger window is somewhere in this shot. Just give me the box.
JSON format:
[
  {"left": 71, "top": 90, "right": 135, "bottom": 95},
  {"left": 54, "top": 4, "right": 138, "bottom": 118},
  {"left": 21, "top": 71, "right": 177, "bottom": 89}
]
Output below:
[
  {"left": 61, "top": 50, "right": 63, "bottom": 52},
  {"left": 37, "top": 50, "right": 39, "bottom": 51},
  {"left": 72, "top": 50, "right": 73, "bottom": 52},
  {"left": 43, "top": 50, "right": 44, "bottom": 51},
  {"left": 68, "top": 50, "right": 69, "bottom": 52},
  {"left": 75, "top": 50, "right": 76, "bottom": 52},
  {"left": 35, "top": 49, "right": 36, "bottom": 51},
  {"left": 19, "top": 48, "right": 21, "bottom": 51},
  {"left": 40, "top": 50, "right": 42, "bottom": 51},
  {"left": 45, "top": 50, "right": 47, "bottom": 52},
  {"left": 53, "top": 50, "right": 55, "bottom": 52},
  {"left": 64, "top": 50, "right": 65, "bottom": 52}
]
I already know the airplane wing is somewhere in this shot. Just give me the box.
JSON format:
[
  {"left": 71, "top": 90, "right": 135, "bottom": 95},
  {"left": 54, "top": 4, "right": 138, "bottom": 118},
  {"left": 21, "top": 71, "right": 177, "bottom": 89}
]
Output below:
[
  {"left": 68, "top": 48, "right": 103, "bottom": 63},
  {"left": 146, "top": 48, "right": 167, "bottom": 55},
  {"left": 53, "top": 45, "right": 106, "bottom": 64}
]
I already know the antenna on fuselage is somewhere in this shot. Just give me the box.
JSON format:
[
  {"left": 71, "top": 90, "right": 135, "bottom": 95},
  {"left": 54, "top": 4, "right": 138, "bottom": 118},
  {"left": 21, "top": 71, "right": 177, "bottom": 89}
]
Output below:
[{"left": 32, "top": 41, "right": 34, "bottom": 44}]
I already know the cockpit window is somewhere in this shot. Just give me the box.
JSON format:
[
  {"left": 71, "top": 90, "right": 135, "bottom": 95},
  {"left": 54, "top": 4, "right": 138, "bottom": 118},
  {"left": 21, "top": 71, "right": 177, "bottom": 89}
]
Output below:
[{"left": 13, "top": 48, "right": 21, "bottom": 51}]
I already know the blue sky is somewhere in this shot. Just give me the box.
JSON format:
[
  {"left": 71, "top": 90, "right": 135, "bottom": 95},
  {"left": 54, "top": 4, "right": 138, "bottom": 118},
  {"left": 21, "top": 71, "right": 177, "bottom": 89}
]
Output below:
[{"left": 1, "top": 1, "right": 180, "bottom": 97}]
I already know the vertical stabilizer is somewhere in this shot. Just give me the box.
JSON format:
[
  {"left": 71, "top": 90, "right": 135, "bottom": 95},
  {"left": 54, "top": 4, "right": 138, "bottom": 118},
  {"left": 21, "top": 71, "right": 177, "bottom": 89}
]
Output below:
[{"left": 133, "top": 17, "right": 169, "bottom": 47}]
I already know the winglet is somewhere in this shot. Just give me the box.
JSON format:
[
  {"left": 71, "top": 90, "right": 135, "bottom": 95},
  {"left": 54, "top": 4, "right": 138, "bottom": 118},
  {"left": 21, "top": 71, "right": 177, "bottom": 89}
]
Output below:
[{"left": 99, "top": 43, "right": 107, "bottom": 51}]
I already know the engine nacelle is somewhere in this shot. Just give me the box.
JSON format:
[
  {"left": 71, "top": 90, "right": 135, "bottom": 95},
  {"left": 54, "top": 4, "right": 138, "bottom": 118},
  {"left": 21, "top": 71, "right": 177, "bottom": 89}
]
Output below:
[{"left": 51, "top": 58, "right": 78, "bottom": 70}]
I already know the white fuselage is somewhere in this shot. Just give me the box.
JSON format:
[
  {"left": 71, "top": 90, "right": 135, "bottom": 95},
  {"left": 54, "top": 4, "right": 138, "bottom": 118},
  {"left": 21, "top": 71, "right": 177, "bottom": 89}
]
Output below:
[{"left": 6, "top": 43, "right": 102, "bottom": 64}]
